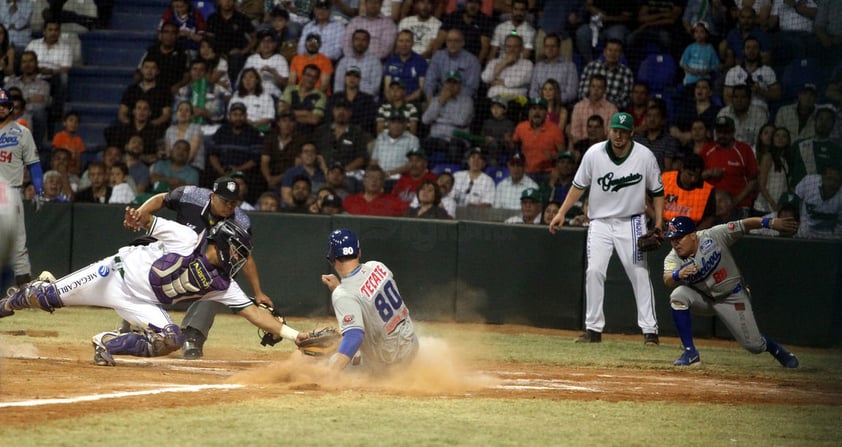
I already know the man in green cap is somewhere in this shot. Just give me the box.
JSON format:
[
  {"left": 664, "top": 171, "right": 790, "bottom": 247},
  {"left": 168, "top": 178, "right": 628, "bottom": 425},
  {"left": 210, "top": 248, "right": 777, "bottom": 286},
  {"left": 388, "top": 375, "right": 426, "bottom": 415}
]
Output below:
[{"left": 549, "top": 111, "right": 665, "bottom": 346}]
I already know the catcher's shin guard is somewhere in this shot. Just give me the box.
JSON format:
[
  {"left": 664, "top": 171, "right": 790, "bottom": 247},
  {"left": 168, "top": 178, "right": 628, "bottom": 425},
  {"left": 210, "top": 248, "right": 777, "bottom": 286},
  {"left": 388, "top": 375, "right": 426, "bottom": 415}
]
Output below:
[
  {"left": 4, "top": 281, "right": 63, "bottom": 313},
  {"left": 148, "top": 323, "right": 184, "bottom": 356}
]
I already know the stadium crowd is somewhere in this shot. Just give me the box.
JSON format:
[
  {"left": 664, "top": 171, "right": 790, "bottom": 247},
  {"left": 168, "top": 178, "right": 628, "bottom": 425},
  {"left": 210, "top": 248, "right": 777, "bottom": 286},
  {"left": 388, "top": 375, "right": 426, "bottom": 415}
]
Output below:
[{"left": 8, "top": 0, "right": 842, "bottom": 238}]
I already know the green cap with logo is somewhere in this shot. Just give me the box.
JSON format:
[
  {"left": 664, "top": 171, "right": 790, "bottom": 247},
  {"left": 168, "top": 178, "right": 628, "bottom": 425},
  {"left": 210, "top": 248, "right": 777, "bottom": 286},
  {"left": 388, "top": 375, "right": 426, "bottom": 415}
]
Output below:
[
  {"left": 520, "top": 187, "right": 541, "bottom": 202},
  {"left": 609, "top": 112, "right": 634, "bottom": 131}
]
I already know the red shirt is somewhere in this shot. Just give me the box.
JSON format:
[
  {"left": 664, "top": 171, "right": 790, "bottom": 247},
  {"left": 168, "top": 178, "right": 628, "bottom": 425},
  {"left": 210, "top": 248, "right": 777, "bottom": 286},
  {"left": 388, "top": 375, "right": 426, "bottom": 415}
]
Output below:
[
  {"left": 392, "top": 171, "right": 436, "bottom": 203},
  {"left": 343, "top": 193, "right": 407, "bottom": 216},
  {"left": 700, "top": 141, "right": 759, "bottom": 208},
  {"left": 512, "top": 121, "right": 564, "bottom": 173}
]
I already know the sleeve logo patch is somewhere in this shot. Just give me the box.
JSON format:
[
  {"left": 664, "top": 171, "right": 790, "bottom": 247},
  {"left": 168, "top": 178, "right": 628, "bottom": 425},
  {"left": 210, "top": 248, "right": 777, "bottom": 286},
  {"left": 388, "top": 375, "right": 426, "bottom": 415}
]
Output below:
[{"left": 343, "top": 314, "right": 354, "bottom": 324}]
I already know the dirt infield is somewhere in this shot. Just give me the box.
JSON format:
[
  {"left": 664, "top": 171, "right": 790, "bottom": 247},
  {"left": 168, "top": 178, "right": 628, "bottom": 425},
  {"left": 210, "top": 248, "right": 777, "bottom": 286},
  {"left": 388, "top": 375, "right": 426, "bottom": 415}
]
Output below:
[{"left": 3, "top": 327, "right": 841, "bottom": 428}]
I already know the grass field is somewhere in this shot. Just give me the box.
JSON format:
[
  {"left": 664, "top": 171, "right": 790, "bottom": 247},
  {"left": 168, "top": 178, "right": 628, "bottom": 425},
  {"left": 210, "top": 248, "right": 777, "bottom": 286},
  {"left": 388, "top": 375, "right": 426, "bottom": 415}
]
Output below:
[{"left": 1, "top": 307, "right": 841, "bottom": 446}]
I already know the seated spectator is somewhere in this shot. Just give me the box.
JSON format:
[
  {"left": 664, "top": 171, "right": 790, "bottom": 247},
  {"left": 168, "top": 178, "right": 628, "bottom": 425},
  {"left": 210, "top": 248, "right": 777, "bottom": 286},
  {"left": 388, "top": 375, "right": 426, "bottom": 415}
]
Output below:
[
  {"left": 297, "top": 1, "right": 344, "bottom": 62},
  {"left": 329, "top": 65, "right": 378, "bottom": 134},
  {"left": 371, "top": 112, "right": 420, "bottom": 176},
  {"left": 278, "top": 63, "right": 327, "bottom": 137},
  {"left": 721, "top": 7, "right": 771, "bottom": 72},
  {"left": 716, "top": 84, "right": 768, "bottom": 146},
  {"left": 324, "top": 161, "right": 359, "bottom": 199},
  {"left": 74, "top": 161, "right": 112, "bottom": 203},
  {"left": 377, "top": 79, "right": 420, "bottom": 135},
  {"left": 165, "top": 101, "right": 205, "bottom": 173},
  {"left": 481, "top": 34, "right": 533, "bottom": 100},
  {"left": 281, "top": 175, "right": 315, "bottom": 213},
  {"left": 160, "top": 0, "right": 206, "bottom": 54},
  {"left": 263, "top": 4, "right": 299, "bottom": 62},
  {"left": 256, "top": 191, "right": 281, "bottom": 212},
  {"left": 289, "top": 32, "right": 334, "bottom": 93},
  {"left": 343, "top": 165, "right": 406, "bottom": 216},
  {"left": 679, "top": 21, "right": 720, "bottom": 87},
  {"left": 626, "top": 0, "right": 684, "bottom": 72},
  {"left": 119, "top": 58, "right": 173, "bottom": 127},
  {"left": 767, "top": 0, "right": 819, "bottom": 65},
  {"left": 342, "top": 0, "right": 398, "bottom": 60},
  {"left": 529, "top": 33, "right": 578, "bottom": 106},
  {"left": 398, "top": 0, "right": 442, "bottom": 60},
  {"left": 108, "top": 162, "right": 135, "bottom": 204},
  {"left": 625, "top": 81, "right": 650, "bottom": 134},
  {"left": 41, "top": 169, "right": 71, "bottom": 203},
  {"left": 573, "top": 114, "right": 607, "bottom": 155},
  {"left": 723, "top": 37, "right": 780, "bottom": 112},
  {"left": 489, "top": 0, "right": 535, "bottom": 60},
  {"left": 25, "top": 18, "right": 70, "bottom": 121},
  {"left": 383, "top": 30, "right": 428, "bottom": 104},
  {"left": 493, "top": 151, "right": 539, "bottom": 210},
  {"left": 435, "top": 0, "right": 493, "bottom": 64},
  {"left": 309, "top": 186, "right": 338, "bottom": 214},
  {"left": 317, "top": 191, "right": 345, "bottom": 215},
  {"left": 4, "top": 50, "right": 49, "bottom": 148},
  {"left": 229, "top": 67, "right": 276, "bottom": 133},
  {"left": 712, "top": 188, "right": 741, "bottom": 225},
  {"left": 540, "top": 150, "right": 577, "bottom": 205},
  {"left": 788, "top": 106, "right": 842, "bottom": 187},
  {"left": 435, "top": 170, "right": 457, "bottom": 217},
  {"left": 280, "top": 142, "right": 325, "bottom": 208},
  {"left": 452, "top": 148, "right": 494, "bottom": 208},
  {"left": 814, "top": 0, "right": 842, "bottom": 69},
  {"left": 207, "top": 103, "right": 264, "bottom": 198},
  {"left": 51, "top": 111, "right": 85, "bottom": 175},
  {"left": 335, "top": 29, "right": 383, "bottom": 98},
  {"left": 205, "top": 0, "right": 256, "bottom": 84},
  {"left": 173, "top": 59, "right": 227, "bottom": 125},
  {"left": 541, "top": 79, "right": 568, "bottom": 131},
  {"left": 575, "top": 1, "right": 635, "bottom": 65},
  {"left": 681, "top": 118, "right": 713, "bottom": 156},
  {"left": 662, "top": 153, "right": 715, "bottom": 229},
  {"left": 570, "top": 75, "right": 619, "bottom": 147},
  {"left": 701, "top": 116, "right": 759, "bottom": 217},
  {"left": 241, "top": 28, "right": 289, "bottom": 100},
  {"left": 403, "top": 178, "right": 451, "bottom": 219},
  {"left": 260, "top": 110, "right": 304, "bottom": 192},
  {"left": 104, "top": 99, "right": 166, "bottom": 164},
  {"left": 480, "top": 96, "right": 515, "bottom": 166},
  {"left": 197, "top": 36, "right": 231, "bottom": 94},
  {"left": 513, "top": 97, "right": 563, "bottom": 181},
  {"left": 122, "top": 135, "right": 151, "bottom": 194},
  {"left": 794, "top": 164, "right": 842, "bottom": 239},
  {"left": 542, "top": 200, "right": 561, "bottom": 226},
  {"left": 313, "top": 98, "right": 371, "bottom": 172},
  {"left": 424, "top": 29, "right": 481, "bottom": 99},
  {"left": 749, "top": 191, "right": 800, "bottom": 237},
  {"left": 754, "top": 123, "right": 775, "bottom": 158},
  {"left": 633, "top": 99, "right": 681, "bottom": 171},
  {"left": 774, "top": 83, "right": 818, "bottom": 143},
  {"left": 753, "top": 127, "right": 790, "bottom": 215},
  {"left": 150, "top": 139, "right": 200, "bottom": 189},
  {"left": 504, "top": 187, "right": 543, "bottom": 224},
  {"left": 682, "top": 0, "right": 724, "bottom": 38},
  {"left": 137, "top": 22, "right": 189, "bottom": 94},
  {"left": 46, "top": 147, "right": 77, "bottom": 197},
  {"left": 0, "top": 1, "right": 31, "bottom": 51},
  {"left": 671, "top": 79, "right": 720, "bottom": 145},
  {"left": 577, "top": 39, "right": 634, "bottom": 110},
  {"left": 422, "top": 69, "right": 475, "bottom": 162},
  {"left": 391, "top": 147, "right": 436, "bottom": 204}
]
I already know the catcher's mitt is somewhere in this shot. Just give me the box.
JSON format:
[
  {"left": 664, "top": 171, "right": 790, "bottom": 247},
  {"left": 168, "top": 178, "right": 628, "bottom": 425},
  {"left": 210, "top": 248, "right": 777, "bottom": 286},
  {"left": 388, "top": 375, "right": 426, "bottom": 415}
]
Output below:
[
  {"left": 637, "top": 228, "right": 664, "bottom": 252},
  {"left": 256, "top": 303, "right": 286, "bottom": 347},
  {"left": 296, "top": 327, "right": 340, "bottom": 357}
]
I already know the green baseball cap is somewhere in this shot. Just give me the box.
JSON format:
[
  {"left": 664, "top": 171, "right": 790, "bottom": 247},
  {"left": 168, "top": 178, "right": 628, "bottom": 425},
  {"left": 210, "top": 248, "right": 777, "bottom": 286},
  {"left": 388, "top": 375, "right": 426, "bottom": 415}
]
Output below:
[
  {"left": 528, "top": 97, "right": 548, "bottom": 109},
  {"left": 445, "top": 69, "right": 462, "bottom": 82},
  {"left": 609, "top": 112, "right": 634, "bottom": 131},
  {"left": 520, "top": 187, "right": 541, "bottom": 202}
]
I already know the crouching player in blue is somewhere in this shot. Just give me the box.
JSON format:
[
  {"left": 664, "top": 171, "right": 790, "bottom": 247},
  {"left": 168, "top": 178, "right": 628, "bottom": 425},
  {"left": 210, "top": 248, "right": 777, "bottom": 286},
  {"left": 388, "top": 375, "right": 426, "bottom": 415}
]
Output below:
[
  {"left": 662, "top": 215, "right": 800, "bottom": 368},
  {"left": 0, "top": 208, "right": 301, "bottom": 366},
  {"left": 303, "top": 229, "right": 419, "bottom": 373}
]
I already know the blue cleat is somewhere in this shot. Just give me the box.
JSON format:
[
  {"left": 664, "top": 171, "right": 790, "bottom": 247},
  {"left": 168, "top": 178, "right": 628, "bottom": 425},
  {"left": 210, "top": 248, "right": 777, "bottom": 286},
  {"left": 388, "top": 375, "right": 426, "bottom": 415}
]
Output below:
[
  {"left": 673, "top": 348, "right": 701, "bottom": 366},
  {"left": 772, "top": 347, "right": 799, "bottom": 369}
]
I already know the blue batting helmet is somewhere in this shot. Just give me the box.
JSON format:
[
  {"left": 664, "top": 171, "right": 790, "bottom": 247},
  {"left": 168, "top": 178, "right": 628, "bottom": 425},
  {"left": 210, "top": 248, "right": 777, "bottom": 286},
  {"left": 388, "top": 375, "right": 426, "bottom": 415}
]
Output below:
[
  {"left": 326, "top": 228, "right": 360, "bottom": 261},
  {"left": 0, "top": 88, "right": 14, "bottom": 112},
  {"left": 665, "top": 216, "right": 697, "bottom": 239}
]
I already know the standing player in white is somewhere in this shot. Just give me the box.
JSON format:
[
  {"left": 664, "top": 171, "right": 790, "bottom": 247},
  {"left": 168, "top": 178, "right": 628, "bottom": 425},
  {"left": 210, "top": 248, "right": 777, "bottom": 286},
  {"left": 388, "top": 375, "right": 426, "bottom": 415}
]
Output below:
[
  {"left": 0, "top": 87, "right": 43, "bottom": 287},
  {"left": 549, "top": 112, "right": 665, "bottom": 345},
  {"left": 309, "top": 228, "right": 419, "bottom": 373}
]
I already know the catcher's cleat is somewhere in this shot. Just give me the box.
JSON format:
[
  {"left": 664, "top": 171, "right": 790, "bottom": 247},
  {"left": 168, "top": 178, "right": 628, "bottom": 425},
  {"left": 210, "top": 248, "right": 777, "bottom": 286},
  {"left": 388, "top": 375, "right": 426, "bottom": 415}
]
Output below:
[
  {"left": 182, "top": 326, "right": 205, "bottom": 360},
  {"left": 673, "top": 348, "right": 701, "bottom": 367},
  {"left": 575, "top": 329, "right": 602, "bottom": 343},
  {"left": 92, "top": 332, "right": 118, "bottom": 367},
  {"left": 643, "top": 333, "right": 660, "bottom": 346}
]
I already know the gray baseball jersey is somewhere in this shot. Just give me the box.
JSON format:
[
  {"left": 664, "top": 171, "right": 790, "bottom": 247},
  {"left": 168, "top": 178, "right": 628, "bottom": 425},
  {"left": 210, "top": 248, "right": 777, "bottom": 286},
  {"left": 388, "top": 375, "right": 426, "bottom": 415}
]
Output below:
[
  {"left": 0, "top": 120, "right": 38, "bottom": 186},
  {"left": 664, "top": 220, "right": 746, "bottom": 297},
  {"left": 331, "top": 260, "right": 417, "bottom": 366}
]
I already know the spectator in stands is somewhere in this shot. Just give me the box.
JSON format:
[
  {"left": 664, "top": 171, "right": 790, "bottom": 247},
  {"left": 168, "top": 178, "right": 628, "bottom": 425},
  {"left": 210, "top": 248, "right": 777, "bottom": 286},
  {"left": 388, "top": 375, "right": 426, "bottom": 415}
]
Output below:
[
  {"left": 480, "top": 96, "right": 515, "bottom": 166},
  {"left": 0, "top": 24, "right": 16, "bottom": 76},
  {"left": 47, "top": 147, "right": 77, "bottom": 197},
  {"left": 662, "top": 152, "right": 715, "bottom": 229},
  {"left": 278, "top": 63, "right": 328, "bottom": 137},
  {"left": 542, "top": 200, "right": 561, "bottom": 225},
  {"left": 513, "top": 97, "right": 564, "bottom": 182},
  {"left": 794, "top": 163, "right": 842, "bottom": 238},
  {"left": 123, "top": 135, "right": 151, "bottom": 193},
  {"left": 754, "top": 122, "right": 775, "bottom": 158},
  {"left": 335, "top": 29, "right": 383, "bottom": 97},
  {"left": 679, "top": 21, "right": 720, "bottom": 87},
  {"left": 343, "top": 165, "right": 406, "bottom": 216},
  {"left": 572, "top": 114, "right": 606, "bottom": 154},
  {"left": 197, "top": 36, "right": 231, "bottom": 94},
  {"left": 575, "top": 1, "right": 635, "bottom": 65},
  {"left": 577, "top": 38, "right": 634, "bottom": 110},
  {"left": 570, "top": 74, "right": 618, "bottom": 147},
  {"left": 229, "top": 68, "right": 275, "bottom": 133},
  {"left": 297, "top": 1, "right": 344, "bottom": 62},
  {"left": 493, "top": 151, "right": 539, "bottom": 210},
  {"left": 41, "top": 169, "right": 70, "bottom": 202},
  {"left": 108, "top": 162, "right": 136, "bottom": 204},
  {"left": 504, "top": 187, "right": 543, "bottom": 224},
  {"left": 0, "top": 0, "right": 31, "bottom": 51},
  {"left": 749, "top": 191, "right": 800, "bottom": 237},
  {"left": 701, "top": 115, "right": 759, "bottom": 217},
  {"left": 260, "top": 110, "right": 303, "bottom": 192},
  {"left": 281, "top": 175, "right": 315, "bottom": 213},
  {"left": 51, "top": 111, "right": 84, "bottom": 174},
  {"left": 384, "top": 30, "right": 428, "bottom": 104},
  {"left": 767, "top": 0, "right": 818, "bottom": 65},
  {"left": 712, "top": 188, "right": 740, "bottom": 225},
  {"left": 377, "top": 79, "right": 419, "bottom": 135},
  {"left": 160, "top": 0, "right": 206, "bottom": 54},
  {"left": 634, "top": 99, "right": 681, "bottom": 171},
  {"left": 207, "top": 102, "right": 264, "bottom": 194},
  {"left": 165, "top": 101, "right": 205, "bottom": 174},
  {"left": 452, "top": 147, "right": 494, "bottom": 208},
  {"left": 280, "top": 142, "right": 325, "bottom": 208},
  {"left": 325, "top": 161, "right": 359, "bottom": 199},
  {"left": 481, "top": 34, "right": 533, "bottom": 101},
  {"left": 5, "top": 50, "right": 49, "bottom": 148},
  {"left": 775, "top": 83, "right": 818, "bottom": 142},
  {"left": 432, "top": 170, "right": 457, "bottom": 217},
  {"left": 435, "top": 0, "right": 493, "bottom": 64},
  {"left": 425, "top": 29, "right": 481, "bottom": 99},
  {"left": 150, "top": 138, "right": 199, "bottom": 189},
  {"left": 24, "top": 18, "right": 70, "bottom": 124},
  {"left": 540, "top": 150, "right": 577, "bottom": 205},
  {"left": 328, "top": 0, "right": 361, "bottom": 24},
  {"left": 313, "top": 97, "right": 371, "bottom": 171},
  {"left": 329, "top": 65, "right": 377, "bottom": 134},
  {"left": 74, "top": 161, "right": 112, "bottom": 203},
  {"left": 403, "top": 178, "right": 451, "bottom": 219},
  {"left": 371, "top": 111, "right": 419, "bottom": 176},
  {"left": 721, "top": 6, "right": 771, "bottom": 70},
  {"left": 542, "top": 79, "right": 569, "bottom": 131},
  {"left": 529, "top": 33, "right": 578, "bottom": 105},
  {"left": 671, "top": 79, "right": 720, "bottom": 144},
  {"left": 242, "top": 28, "right": 289, "bottom": 100},
  {"left": 371, "top": 0, "right": 402, "bottom": 23},
  {"left": 256, "top": 191, "right": 281, "bottom": 212},
  {"left": 205, "top": 0, "right": 256, "bottom": 83},
  {"left": 680, "top": 118, "right": 712, "bottom": 155},
  {"left": 342, "top": 0, "right": 397, "bottom": 60},
  {"left": 290, "top": 32, "right": 334, "bottom": 93},
  {"left": 398, "top": 0, "right": 441, "bottom": 60},
  {"left": 717, "top": 84, "right": 768, "bottom": 146},
  {"left": 421, "top": 69, "right": 475, "bottom": 162},
  {"left": 264, "top": 6, "right": 299, "bottom": 62},
  {"left": 490, "top": 0, "right": 535, "bottom": 60},
  {"left": 138, "top": 22, "right": 189, "bottom": 94},
  {"left": 625, "top": 0, "right": 684, "bottom": 69},
  {"left": 533, "top": 0, "right": 579, "bottom": 63},
  {"left": 788, "top": 106, "right": 842, "bottom": 187},
  {"left": 391, "top": 146, "right": 436, "bottom": 204},
  {"left": 119, "top": 58, "right": 173, "bottom": 128},
  {"left": 814, "top": 0, "right": 842, "bottom": 68},
  {"left": 723, "top": 37, "right": 780, "bottom": 112},
  {"left": 625, "top": 81, "right": 650, "bottom": 134},
  {"left": 104, "top": 99, "right": 165, "bottom": 164},
  {"left": 682, "top": 0, "right": 723, "bottom": 38},
  {"left": 753, "top": 126, "right": 791, "bottom": 215}
]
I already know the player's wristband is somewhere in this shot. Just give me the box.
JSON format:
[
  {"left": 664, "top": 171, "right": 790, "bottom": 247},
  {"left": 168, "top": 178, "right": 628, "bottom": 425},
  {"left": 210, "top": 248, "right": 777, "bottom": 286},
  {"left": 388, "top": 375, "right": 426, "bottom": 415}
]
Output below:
[
  {"left": 761, "top": 217, "right": 772, "bottom": 229},
  {"left": 672, "top": 270, "right": 681, "bottom": 282}
]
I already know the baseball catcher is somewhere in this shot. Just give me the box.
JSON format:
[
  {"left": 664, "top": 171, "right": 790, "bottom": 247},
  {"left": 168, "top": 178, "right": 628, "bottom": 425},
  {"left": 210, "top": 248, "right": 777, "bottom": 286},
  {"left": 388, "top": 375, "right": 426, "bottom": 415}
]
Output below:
[{"left": 0, "top": 208, "right": 302, "bottom": 366}]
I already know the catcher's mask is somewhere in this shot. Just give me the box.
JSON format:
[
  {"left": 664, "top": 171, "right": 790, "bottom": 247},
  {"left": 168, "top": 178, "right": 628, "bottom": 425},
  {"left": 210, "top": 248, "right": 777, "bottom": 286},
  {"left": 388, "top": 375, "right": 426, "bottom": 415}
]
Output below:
[
  {"left": 326, "top": 228, "right": 359, "bottom": 261},
  {"left": 209, "top": 220, "right": 252, "bottom": 277}
]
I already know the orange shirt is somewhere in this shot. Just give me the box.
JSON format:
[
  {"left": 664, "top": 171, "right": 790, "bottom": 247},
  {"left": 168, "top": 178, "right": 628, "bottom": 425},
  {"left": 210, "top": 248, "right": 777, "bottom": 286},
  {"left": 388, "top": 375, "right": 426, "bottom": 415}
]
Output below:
[
  {"left": 662, "top": 170, "right": 715, "bottom": 223},
  {"left": 513, "top": 121, "right": 564, "bottom": 173},
  {"left": 290, "top": 53, "right": 334, "bottom": 94},
  {"left": 52, "top": 130, "right": 87, "bottom": 172}
]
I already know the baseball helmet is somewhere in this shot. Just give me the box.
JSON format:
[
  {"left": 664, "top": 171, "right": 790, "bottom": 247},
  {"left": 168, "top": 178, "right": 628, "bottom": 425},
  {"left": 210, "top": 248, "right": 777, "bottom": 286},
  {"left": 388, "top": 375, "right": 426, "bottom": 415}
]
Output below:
[
  {"left": 665, "top": 216, "right": 697, "bottom": 239},
  {"left": 0, "top": 88, "right": 14, "bottom": 112},
  {"left": 208, "top": 220, "right": 252, "bottom": 277},
  {"left": 326, "top": 228, "right": 360, "bottom": 261}
]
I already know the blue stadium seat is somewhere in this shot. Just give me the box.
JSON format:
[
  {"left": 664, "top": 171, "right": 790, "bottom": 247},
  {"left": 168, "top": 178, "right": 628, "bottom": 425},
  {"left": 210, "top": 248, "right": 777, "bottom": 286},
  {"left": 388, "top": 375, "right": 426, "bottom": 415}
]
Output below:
[
  {"left": 781, "top": 58, "right": 823, "bottom": 100},
  {"left": 431, "top": 164, "right": 463, "bottom": 176},
  {"left": 637, "top": 53, "right": 677, "bottom": 94},
  {"left": 485, "top": 166, "right": 509, "bottom": 184}
]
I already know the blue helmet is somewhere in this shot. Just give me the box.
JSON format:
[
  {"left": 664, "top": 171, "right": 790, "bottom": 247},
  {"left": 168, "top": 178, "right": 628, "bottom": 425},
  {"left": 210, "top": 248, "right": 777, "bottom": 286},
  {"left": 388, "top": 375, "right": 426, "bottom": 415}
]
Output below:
[
  {"left": 326, "top": 228, "right": 359, "bottom": 261},
  {"left": 665, "top": 216, "right": 697, "bottom": 239},
  {"left": 0, "top": 88, "right": 13, "bottom": 112}
]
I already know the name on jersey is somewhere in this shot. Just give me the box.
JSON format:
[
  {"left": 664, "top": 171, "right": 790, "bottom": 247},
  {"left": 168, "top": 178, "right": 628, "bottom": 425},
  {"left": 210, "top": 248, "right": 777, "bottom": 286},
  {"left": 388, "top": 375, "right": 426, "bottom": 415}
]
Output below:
[
  {"left": 359, "top": 264, "right": 388, "bottom": 299},
  {"left": 58, "top": 272, "right": 99, "bottom": 294},
  {"left": 597, "top": 172, "right": 642, "bottom": 192},
  {"left": 687, "top": 251, "right": 722, "bottom": 283},
  {"left": 189, "top": 259, "right": 211, "bottom": 289},
  {"left": 0, "top": 131, "right": 20, "bottom": 150}
]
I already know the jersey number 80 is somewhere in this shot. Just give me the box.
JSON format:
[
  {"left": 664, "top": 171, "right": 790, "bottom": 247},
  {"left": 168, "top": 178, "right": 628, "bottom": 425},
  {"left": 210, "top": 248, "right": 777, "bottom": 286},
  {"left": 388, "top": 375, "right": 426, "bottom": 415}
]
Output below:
[{"left": 374, "top": 281, "right": 403, "bottom": 322}]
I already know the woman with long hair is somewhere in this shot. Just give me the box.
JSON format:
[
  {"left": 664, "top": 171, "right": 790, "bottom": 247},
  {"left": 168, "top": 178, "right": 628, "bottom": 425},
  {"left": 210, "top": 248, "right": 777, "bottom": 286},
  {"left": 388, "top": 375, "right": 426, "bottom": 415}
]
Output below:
[
  {"left": 164, "top": 101, "right": 205, "bottom": 172},
  {"left": 0, "top": 24, "right": 15, "bottom": 78},
  {"left": 753, "top": 123, "right": 776, "bottom": 160},
  {"left": 198, "top": 36, "right": 231, "bottom": 94},
  {"left": 403, "top": 179, "right": 452, "bottom": 219},
  {"left": 753, "top": 126, "right": 790, "bottom": 214},
  {"left": 541, "top": 79, "right": 568, "bottom": 130},
  {"left": 229, "top": 68, "right": 275, "bottom": 133}
]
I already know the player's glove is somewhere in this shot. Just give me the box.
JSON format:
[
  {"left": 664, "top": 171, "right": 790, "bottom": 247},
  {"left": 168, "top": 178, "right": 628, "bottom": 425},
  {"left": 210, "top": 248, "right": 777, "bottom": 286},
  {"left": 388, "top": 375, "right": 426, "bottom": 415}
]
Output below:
[
  {"left": 33, "top": 193, "right": 45, "bottom": 213},
  {"left": 295, "top": 327, "right": 340, "bottom": 357},
  {"left": 256, "top": 303, "right": 286, "bottom": 347},
  {"left": 637, "top": 227, "right": 664, "bottom": 252}
]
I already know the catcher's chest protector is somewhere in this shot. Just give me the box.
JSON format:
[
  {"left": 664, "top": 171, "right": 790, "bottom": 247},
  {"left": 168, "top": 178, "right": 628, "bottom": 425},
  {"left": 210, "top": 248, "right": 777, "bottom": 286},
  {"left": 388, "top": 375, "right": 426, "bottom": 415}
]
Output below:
[{"left": 149, "top": 253, "right": 231, "bottom": 304}]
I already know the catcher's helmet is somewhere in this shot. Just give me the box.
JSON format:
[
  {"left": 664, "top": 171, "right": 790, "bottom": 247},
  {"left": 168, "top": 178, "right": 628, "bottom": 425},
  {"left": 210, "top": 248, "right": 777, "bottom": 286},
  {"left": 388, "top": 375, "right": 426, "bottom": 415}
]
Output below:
[
  {"left": 665, "top": 216, "right": 697, "bottom": 239},
  {"left": 208, "top": 220, "right": 252, "bottom": 277},
  {"left": 0, "top": 88, "right": 14, "bottom": 112},
  {"left": 326, "top": 228, "right": 359, "bottom": 261}
]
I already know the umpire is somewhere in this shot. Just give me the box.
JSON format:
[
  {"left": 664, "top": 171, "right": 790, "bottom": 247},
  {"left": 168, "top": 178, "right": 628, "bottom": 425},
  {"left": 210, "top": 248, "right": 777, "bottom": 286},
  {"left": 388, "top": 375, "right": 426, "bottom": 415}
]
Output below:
[{"left": 125, "top": 176, "right": 273, "bottom": 358}]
